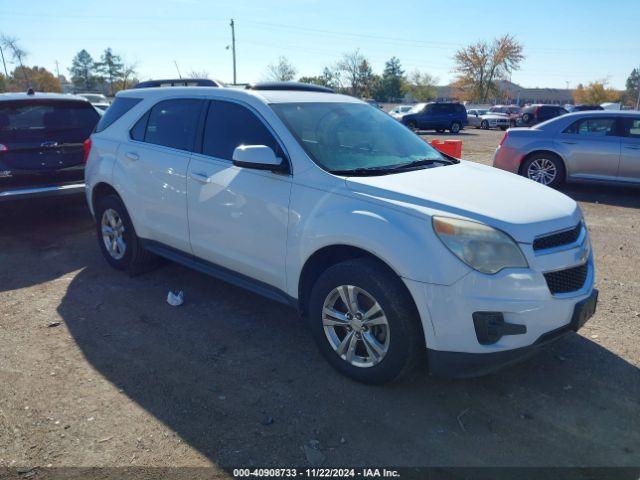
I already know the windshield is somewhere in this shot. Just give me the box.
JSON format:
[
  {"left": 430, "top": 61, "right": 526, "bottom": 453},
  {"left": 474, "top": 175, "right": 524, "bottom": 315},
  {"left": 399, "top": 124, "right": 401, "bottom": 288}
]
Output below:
[
  {"left": 271, "top": 102, "right": 448, "bottom": 173},
  {"left": 409, "top": 103, "right": 427, "bottom": 113}
]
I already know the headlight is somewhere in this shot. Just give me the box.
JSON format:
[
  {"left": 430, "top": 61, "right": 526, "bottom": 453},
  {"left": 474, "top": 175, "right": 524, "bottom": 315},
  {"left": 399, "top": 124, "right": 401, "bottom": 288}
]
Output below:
[{"left": 433, "top": 216, "right": 528, "bottom": 274}]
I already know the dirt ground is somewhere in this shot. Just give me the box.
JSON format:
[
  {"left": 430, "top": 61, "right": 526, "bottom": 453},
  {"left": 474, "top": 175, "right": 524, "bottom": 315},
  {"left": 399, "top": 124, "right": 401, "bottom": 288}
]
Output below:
[{"left": 1, "top": 128, "right": 639, "bottom": 475}]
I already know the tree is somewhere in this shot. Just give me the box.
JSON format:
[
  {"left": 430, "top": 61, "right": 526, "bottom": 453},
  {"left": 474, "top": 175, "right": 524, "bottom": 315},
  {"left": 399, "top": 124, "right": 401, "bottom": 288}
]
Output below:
[
  {"left": 573, "top": 81, "right": 620, "bottom": 105},
  {"left": 1, "top": 35, "right": 29, "bottom": 84},
  {"left": 337, "top": 49, "right": 369, "bottom": 97},
  {"left": 379, "top": 57, "right": 404, "bottom": 101},
  {"left": 69, "top": 49, "right": 97, "bottom": 90},
  {"left": 299, "top": 66, "right": 340, "bottom": 89},
  {"left": 625, "top": 67, "right": 640, "bottom": 109},
  {"left": 357, "top": 59, "right": 377, "bottom": 98},
  {"left": 188, "top": 70, "right": 210, "bottom": 79},
  {"left": 453, "top": 35, "right": 524, "bottom": 103},
  {"left": 404, "top": 71, "right": 437, "bottom": 102},
  {"left": 265, "top": 56, "right": 297, "bottom": 82},
  {"left": 5, "top": 66, "right": 61, "bottom": 92},
  {"left": 95, "top": 48, "right": 124, "bottom": 95}
]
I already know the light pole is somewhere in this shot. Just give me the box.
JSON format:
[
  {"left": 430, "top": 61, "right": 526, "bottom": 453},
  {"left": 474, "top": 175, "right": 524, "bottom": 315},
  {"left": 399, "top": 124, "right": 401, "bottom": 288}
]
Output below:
[{"left": 230, "top": 19, "right": 237, "bottom": 85}]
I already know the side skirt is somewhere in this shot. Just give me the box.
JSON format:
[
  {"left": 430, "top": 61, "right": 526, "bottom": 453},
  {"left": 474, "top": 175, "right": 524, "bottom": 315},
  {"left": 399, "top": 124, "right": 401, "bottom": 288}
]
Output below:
[{"left": 140, "top": 239, "right": 298, "bottom": 310}]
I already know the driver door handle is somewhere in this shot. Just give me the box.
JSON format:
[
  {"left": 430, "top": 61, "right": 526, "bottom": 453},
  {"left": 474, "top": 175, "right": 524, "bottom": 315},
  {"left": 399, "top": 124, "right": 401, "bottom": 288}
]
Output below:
[
  {"left": 190, "top": 171, "right": 211, "bottom": 183},
  {"left": 561, "top": 141, "right": 577, "bottom": 145},
  {"left": 125, "top": 152, "right": 139, "bottom": 161}
]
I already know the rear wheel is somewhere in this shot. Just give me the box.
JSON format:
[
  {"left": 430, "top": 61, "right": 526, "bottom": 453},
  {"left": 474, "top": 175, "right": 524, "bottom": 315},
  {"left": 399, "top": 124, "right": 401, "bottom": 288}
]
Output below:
[
  {"left": 406, "top": 120, "right": 418, "bottom": 132},
  {"left": 307, "top": 258, "right": 423, "bottom": 384},
  {"left": 449, "top": 122, "right": 461, "bottom": 134},
  {"left": 95, "top": 194, "right": 156, "bottom": 272},
  {"left": 521, "top": 153, "right": 565, "bottom": 188},
  {"left": 435, "top": 128, "right": 445, "bottom": 133}
]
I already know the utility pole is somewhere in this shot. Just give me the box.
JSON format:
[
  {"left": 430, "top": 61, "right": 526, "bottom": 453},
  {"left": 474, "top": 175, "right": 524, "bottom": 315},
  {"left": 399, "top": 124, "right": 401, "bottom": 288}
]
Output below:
[
  {"left": 230, "top": 18, "right": 237, "bottom": 85},
  {"left": 0, "top": 45, "right": 7, "bottom": 78}
]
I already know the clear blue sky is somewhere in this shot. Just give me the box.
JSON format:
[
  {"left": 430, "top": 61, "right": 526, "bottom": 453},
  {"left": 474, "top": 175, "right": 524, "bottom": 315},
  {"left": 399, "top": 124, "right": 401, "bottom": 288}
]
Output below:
[{"left": 1, "top": 0, "right": 639, "bottom": 89}]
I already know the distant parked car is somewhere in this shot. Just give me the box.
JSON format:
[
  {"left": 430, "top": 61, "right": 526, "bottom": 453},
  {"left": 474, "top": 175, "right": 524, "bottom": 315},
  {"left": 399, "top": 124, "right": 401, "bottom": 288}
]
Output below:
[
  {"left": 568, "top": 104, "right": 604, "bottom": 112},
  {"left": 489, "top": 105, "right": 522, "bottom": 125},
  {"left": 517, "top": 104, "right": 568, "bottom": 127},
  {"left": 494, "top": 111, "right": 640, "bottom": 188},
  {"left": 78, "top": 93, "right": 111, "bottom": 111},
  {"left": 401, "top": 102, "right": 468, "bottom": 133},
  {"left": 0, "top": 91, "right": 100, "bottom": 201},
  {"left": 467, "top": 109, "right": 510, "bottom": 130},
  {"left": 388, "top": 104, "right": 413, "bottom": 120}
]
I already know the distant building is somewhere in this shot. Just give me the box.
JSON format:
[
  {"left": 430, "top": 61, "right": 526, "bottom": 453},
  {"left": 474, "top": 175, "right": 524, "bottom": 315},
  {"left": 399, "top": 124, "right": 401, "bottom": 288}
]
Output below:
[{"left": 436, "top": 80, "right": 575, "bottom": 105}]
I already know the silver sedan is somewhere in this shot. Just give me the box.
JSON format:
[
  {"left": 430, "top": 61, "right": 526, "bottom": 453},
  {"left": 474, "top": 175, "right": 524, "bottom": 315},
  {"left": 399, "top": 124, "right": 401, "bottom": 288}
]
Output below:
[{"left": 493, "top": 111, "right": 640, "bottom": 188}]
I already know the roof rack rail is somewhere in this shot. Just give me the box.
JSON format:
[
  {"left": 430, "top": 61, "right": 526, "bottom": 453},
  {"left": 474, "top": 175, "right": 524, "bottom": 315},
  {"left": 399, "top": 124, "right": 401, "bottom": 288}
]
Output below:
[
  {"left": 133, "top": 78, "right": 222, "bottom": 89},
  {"left": 246, "top": 82, "right": 334, "bottom": 93}
]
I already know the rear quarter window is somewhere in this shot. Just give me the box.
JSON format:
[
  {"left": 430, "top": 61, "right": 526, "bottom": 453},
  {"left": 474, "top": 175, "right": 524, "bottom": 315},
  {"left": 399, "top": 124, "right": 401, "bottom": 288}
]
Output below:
[{"left": 95, "top": 97, "right": 142, "bottom": 133}]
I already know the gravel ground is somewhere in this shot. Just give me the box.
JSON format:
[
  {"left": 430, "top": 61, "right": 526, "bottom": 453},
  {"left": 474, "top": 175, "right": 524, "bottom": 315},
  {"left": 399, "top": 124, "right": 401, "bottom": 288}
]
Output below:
[{"left": 1, "top": 128, "right": 639, "bottom": 474}]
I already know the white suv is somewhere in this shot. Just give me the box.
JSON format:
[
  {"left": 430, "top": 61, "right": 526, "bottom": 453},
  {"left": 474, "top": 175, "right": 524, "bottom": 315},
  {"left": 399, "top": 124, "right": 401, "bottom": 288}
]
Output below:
[{"left": 85, "top": 82, "right": 597, "bottom": 384}]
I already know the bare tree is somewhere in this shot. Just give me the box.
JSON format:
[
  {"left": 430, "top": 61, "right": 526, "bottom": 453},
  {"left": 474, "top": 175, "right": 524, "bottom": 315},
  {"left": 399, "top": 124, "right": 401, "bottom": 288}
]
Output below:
[
  {"left": 188, "top": 70, "right": 210, "bottom": 79},
  {"left": 337, "top": 49, "right": 367, "bottom": 96},
  {"left": 120, "top": 62, "right": 138, "bottom": 91},
  {"left": 453, "top": 35, "right": 524, "bottom": 103},
  {"left": 265, "top": 56, "right": 297, "bottom": 82},
  {"left": 1, "top": 35, "right": 29, "bottom": 84}
]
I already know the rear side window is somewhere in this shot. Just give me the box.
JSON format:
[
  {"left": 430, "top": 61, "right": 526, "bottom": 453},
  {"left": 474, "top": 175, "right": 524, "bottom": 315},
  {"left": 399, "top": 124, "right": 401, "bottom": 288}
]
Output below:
[
  {"left": 0, "top": 100, "right": 99, "bottom": 143},
  {"left": 455, "top": 104, "right": 466, "bottom": 113},
  {"left": 563, "top": 118, "right": 617, "bottom": 136},
  {"left": 202, "top": 100, "right": 280, "bottom": 161},
  {"left": 143, "top": 99, "right": 204, "bottom": 151},
  {"left": 95, "top": 97, "right": 141, "bottom": 133},
  {"left": 624, "top": 118, "right": 640, "bottom": 138}
]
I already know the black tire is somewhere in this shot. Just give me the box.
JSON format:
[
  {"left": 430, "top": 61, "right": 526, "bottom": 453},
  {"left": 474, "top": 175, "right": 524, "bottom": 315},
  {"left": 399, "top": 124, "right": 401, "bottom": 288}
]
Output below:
[
  {"left": 520, "top": 152, "right": 566, "bottom": 189},
  {"left": 94, "top": 194, "right": 156, "bottom": 273},
  {"left": 500, "top": 126, "right": 508, "bottom": 131},
  {"left": 406, "top": 120, "right": 418, "bottom": 132},
  {"left": 522, "top": 113, "right": 533, "bottom": 124},
  {"left": 449, "top": 122, "right": 461, "bottom": 134},
  {"left": 480, "top": 120, "right": 489, "bottom": 130},
  {"left": 307, "top": 258, "right": 424, "bottom": 384},
  {"left": 436, "top": 128, "right": 445, "bottom": 133}
]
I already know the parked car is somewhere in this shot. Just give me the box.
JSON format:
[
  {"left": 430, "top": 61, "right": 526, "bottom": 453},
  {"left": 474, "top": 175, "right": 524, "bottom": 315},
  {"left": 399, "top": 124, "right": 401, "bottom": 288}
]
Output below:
[
  {"left": 517, "top": 104, "right": 568, "bottom": 126},
  {"left": 489, "top": 105, "right": 522, "bottom": 125},
  {"left": 494, "top": 111, "right": 640, "bottom": 188},
  {"left": 0, "top": 91, "right": 101, "bottom": 202},
  {"left": 467, "top": 109, "right": 510, "bottom": 130},
  {"left": 388, "top": 104, "right": 413, "bottom": 120},
  {"left": 78, "top": 93, "right": 111, "bottom": 111},
  {"left": 85, "top": 82, "right": 597, "bottom": 383},
  {"left": 401, "top": 102, "right": 468, "bottom": 133}
]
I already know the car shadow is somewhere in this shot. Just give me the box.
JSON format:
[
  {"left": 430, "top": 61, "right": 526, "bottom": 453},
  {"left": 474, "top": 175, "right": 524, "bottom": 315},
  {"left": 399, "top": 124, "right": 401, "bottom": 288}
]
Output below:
[
  {"left": 57, "top": 249, "right": 640, "bottom": 468},
  {"left": 561, "top": 183, "right": 640, "bottom": 209},
  {"left": 0, "top": 197, "right": 94, "bottom": 292}
]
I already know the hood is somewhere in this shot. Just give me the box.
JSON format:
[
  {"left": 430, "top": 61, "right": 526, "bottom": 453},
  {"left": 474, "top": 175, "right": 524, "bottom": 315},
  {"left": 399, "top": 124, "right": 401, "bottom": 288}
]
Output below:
[{"left": 345, "top": 161, "right": 580, "bottom": 243}]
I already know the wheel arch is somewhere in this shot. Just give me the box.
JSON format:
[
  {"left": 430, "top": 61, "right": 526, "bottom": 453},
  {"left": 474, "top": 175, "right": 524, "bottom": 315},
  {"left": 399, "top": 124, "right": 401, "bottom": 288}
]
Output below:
[{"left": 91, "top": 182, "right": 122, "bottom": 213}]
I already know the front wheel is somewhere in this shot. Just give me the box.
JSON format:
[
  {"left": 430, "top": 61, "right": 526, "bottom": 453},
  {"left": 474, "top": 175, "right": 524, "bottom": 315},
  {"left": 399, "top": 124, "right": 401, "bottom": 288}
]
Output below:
[
  {"left": 449, "top": 122, "right": 461, "bottom": 134},
  {"left": 406, "top": 120, "right": 418, "bottom": 132},
  {"left": 307, "top": 258, "right": 423, "bottom": 384},
  {"left": 521, "top": 153, "right": 565, "bottom": 189},
  {"left": 480, "top": 120, "right": 489, "bottom": 130}
]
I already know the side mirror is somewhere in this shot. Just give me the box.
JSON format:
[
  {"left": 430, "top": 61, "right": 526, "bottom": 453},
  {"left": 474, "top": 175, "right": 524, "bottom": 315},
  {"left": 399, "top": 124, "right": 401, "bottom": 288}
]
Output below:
[{"left": 232, "top": 145, "right": 287, "bottom": 173}]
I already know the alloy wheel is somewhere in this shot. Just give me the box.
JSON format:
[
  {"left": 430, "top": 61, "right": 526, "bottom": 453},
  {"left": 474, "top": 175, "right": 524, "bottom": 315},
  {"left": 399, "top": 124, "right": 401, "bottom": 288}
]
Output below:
[
  {"left": 322, "top": 285, "right": 390, "bottom": 368},
  {"left": 527, "top": 158, "right": 557, "bottom": 185},
  {"left": 101, "top": 208, "right": 127, "bottom": 260}
]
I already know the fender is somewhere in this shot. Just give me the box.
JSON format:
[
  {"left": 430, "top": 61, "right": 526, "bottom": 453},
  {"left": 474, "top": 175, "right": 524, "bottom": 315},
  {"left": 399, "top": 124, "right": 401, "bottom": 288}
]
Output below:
[{"left": 285, "top": 183, "right": 471, "bottom": 299}]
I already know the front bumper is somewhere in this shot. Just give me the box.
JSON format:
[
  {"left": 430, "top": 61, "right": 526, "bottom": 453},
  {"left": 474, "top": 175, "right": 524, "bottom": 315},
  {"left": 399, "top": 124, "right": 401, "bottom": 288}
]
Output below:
[
  {"left": 0, "top": 183, "right": 86, "bottom": 202},
  {"left": 427, "top": 289, "right": 598, "bottom": 377}
]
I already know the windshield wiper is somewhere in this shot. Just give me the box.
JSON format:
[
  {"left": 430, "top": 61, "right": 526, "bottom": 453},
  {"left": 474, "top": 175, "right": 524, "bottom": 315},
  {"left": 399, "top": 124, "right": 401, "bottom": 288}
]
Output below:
[{"left": 329, "top": 158, "right": 453, "bottom": 176}]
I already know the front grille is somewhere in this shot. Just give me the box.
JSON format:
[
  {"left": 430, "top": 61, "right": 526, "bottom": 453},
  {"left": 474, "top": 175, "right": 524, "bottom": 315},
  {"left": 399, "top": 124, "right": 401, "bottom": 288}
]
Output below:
[
  {"left": 533, "top": 223, "right": 582, "bottom": 251},
  {"left": 544, "top": 263, "right": 588, "bottom": 294}
]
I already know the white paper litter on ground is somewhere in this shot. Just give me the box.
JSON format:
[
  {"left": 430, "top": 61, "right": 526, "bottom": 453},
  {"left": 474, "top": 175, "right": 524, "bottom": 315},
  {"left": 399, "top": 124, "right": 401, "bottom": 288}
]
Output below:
[{"left": 166, "top": 290, "right": 184, "bottom": 307}]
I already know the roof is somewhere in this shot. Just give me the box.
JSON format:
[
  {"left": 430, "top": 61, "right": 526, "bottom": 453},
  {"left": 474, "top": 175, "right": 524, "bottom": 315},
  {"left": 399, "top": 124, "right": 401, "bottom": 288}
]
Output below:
[
  {"left": 134, "top": 78, "right": 222, "bottom": 89},
  {"left": 561, "top": 110, "right": 639, "bottom": 118},
  {"left": 0, "top": 91, "right": 90, "bottom": 102},
  {"left": 117, "top": 85, "right": 361, "bottom": 105}
]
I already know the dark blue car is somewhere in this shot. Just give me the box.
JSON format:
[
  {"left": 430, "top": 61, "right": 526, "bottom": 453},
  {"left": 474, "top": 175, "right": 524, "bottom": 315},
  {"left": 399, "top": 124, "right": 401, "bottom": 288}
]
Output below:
[
  {"left": 401, "top": 102, "right": 468, "bottom": 134},
  {"left": 0, "top": 91, "right": 100, "bottom": 202}
]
